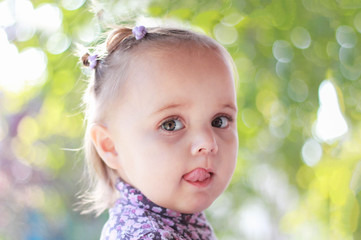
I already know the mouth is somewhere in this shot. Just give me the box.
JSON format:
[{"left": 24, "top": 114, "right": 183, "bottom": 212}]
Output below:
[{"left": 182, "top": 168, "right": 214, "bottom": 188}]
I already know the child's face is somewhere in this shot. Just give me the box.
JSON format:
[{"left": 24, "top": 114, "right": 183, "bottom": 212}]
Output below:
[{"left": 107, "top": 45, "right": 238, "bottom": 213}]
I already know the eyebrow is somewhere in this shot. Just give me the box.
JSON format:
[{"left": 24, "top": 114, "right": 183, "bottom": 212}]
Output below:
[
  {"left": 153, "top": 102, "right": 237, "bottom": 115},
  {"left": 153, "top": 103, "right": 186, "bottom": 115},
  {"left": 223, "top": 103, "right": 238, "bottom": 113}
]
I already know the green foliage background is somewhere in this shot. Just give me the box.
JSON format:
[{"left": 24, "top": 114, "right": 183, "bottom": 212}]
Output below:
[{"left": 1, "top": 0, "right": 361, "bottom": 239}]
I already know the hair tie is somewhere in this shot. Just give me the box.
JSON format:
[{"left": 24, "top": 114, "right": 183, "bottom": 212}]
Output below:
[
  {"left": 132, "top": 26, "right": 147, "bottom": 40},
  {"left": 88, "top": 54, "right": 98, "bottom": 69}
]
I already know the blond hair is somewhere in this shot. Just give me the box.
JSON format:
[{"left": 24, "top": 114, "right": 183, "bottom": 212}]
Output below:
[{"left": 79, "top": 26, "right": 236, "bottom": 216}]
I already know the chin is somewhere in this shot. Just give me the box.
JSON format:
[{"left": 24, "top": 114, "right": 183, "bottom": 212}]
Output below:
[{"left": 178, "top": 198, "right": 214, "bottom": 214}]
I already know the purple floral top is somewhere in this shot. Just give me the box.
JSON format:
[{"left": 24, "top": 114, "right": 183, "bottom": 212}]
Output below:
[{"left": 100, "top": 180, "right": 217, "bottom": 240}]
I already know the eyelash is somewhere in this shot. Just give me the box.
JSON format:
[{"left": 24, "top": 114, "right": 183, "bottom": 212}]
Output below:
[
  {"left": 214, "top": 114, "right": 233, "bottom": 123},
  {"left": 159, "top": 114, "right": 233, "bottom": 133},
  {"left": 212, "top": 114, "right": 233, "bottom": 129}
]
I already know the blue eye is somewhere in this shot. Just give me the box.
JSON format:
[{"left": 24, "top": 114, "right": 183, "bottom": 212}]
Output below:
[
  {"left": 212, "top": 116, "right": 230, "bottom": 128},
  {"left": 161, "top": 118, "right": 184, "bottom": 131}
]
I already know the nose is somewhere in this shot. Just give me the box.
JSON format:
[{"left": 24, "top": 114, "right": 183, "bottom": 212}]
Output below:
[{"left": 191, "top": 127, "right": 218, "bottom": 155}]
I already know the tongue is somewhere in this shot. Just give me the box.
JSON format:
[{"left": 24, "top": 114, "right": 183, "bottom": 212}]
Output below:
[{"left": 183, "top": 168, "right": 211, "bottom": 182}]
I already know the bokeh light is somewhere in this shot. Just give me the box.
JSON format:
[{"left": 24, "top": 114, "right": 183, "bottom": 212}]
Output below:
[
  {"left": 34, "top": 3, "right": 62, "bottom": 34},
  {"left": 302, "top": 138, "right": 323, "bottom": 167},
  {"left": 314, "top": 80, "right": 348, "bottom": 143},
  {"left": 213, "top": 23, "right": 238, "bottom": 45},
  {"left": 61, "top": 0, "right": 86, "bottom": 11},
  {"left": 273, "top": 40, "right": 294, "bottom": 63},
  {"left": 291, "top": 26, "right": 311, "bottom": 49},
  {"left": 336, "top": 25, "right": 357, "bottom": 48},
  {"left": 46, "top": 32, "right": 71, "bottom": 55}
]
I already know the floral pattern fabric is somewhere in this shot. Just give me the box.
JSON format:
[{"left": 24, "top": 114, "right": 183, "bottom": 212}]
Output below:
[{"left": 100, "top": 180, "right": 217, "bottom": 240}]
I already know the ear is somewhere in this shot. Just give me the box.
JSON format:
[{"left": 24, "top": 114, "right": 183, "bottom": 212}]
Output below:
[{"left": 90, "top": 124, "right": 120, "bottom": 170}]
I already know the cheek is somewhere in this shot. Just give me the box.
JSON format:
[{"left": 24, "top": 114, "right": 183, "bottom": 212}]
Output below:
[
  {"left": 133, "top": 131, "right": 188, "bottom": 165},
  {"left": 218, "top": 128, "right": 238, "bottom": 149},
  {"left": 144, "top": 129, "right": 186, "bottom": 149},
  {"left": 218, "top": 130, "right": 238, "bottom": 167},
  {"left": 130, "top": 133, "right": 189, "bottom": 187}
]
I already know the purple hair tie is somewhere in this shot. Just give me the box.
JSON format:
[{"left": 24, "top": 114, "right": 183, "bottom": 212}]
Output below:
[
  {"left": 132, "top": 26, "right": 147, "bottom": 40},
  {"left": 88, "top": 54, "right": 98, "bottom": 69}
]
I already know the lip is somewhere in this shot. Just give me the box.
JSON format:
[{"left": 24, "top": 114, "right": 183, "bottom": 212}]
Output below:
[{"left": 183, "top": 168, "right": 214, "bottom": 188}]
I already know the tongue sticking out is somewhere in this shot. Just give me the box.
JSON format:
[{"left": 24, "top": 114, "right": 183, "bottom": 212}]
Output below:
[{"left": 183, "top": 168, "right": 211, "bottom": 182}]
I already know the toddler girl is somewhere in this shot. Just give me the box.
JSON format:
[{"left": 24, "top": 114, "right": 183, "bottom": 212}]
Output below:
[{"left": 80, "top": 25, "right": 238, "bottom": 239}]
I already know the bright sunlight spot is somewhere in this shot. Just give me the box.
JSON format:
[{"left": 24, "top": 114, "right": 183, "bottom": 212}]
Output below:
[
  {"left": 314, "top": 80, "right": 348, "bottom": 143},
  {"left": 0, "top": 0, "right": 51, "bottom": 94},
  {"left": 0, "top": 42, "right": 47, "bottom": 93}
]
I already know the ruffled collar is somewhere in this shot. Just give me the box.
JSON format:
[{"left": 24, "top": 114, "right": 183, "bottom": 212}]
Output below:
[{"left": 114, "top": 179, "right": 200, "bottom": 222}]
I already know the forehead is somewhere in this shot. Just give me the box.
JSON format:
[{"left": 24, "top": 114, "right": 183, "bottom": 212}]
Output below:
[
  {"left": 120, "top": 44, "right": 236, "bottom": 112},
  {"left": 132, "top": 41, "right": 233, "bottom": 77},
  {"left": 132, "top": 44, "right": 232, "bottom": 85}
]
